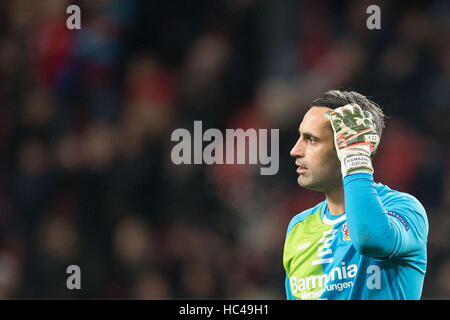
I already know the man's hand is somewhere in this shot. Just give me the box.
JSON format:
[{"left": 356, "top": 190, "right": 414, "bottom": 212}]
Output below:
[{"left": 325, "top": 104, "right": 380, "bottom": 177}]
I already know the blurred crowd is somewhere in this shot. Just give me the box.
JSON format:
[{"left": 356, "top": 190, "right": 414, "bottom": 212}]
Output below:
[{"left": 0, "top": 0, "right": 448, "bottom": 299}]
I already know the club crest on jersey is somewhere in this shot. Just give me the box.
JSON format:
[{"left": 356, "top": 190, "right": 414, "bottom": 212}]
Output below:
[{"left": 342, "top": 223, "right": 351, "bottom": 241}]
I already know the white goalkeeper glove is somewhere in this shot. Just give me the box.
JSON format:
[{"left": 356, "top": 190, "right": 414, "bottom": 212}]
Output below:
[{"left": 325, "top": 104, "right": 380, "bottom": 177}]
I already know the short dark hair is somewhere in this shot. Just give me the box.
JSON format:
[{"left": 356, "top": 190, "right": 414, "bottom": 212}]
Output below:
[{"left": 311, "top": 89, "right": 386, "bottom": 140}]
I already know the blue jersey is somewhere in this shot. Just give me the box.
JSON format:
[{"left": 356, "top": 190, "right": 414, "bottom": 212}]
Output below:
[{"left": 283, "top": 172, "right": 428, "bottom": 300}]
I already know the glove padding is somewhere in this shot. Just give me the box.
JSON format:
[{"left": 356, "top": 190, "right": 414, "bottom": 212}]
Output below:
[{"left": 325, "top": 104, "right": 380, "bottom": 177}]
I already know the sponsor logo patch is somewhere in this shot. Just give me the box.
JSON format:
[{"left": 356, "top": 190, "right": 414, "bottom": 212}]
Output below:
[{"left": 386, "top": 211, "right": 409, "bottom": 231}]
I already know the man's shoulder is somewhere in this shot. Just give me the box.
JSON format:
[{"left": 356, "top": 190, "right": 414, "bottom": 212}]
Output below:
[
  {"left": 375, "top": 183, "right": 426, "bottom": 214},
  {"left": 375, "top": 182, "right": 428, "bottom": 233},
  {"left": 285, "top": 200, "right": 325, "bottom": 238}
]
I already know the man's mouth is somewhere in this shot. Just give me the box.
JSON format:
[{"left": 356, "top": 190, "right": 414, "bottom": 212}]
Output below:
[{"left": 296, "top": 163, "right": 307, "bottom": 174}]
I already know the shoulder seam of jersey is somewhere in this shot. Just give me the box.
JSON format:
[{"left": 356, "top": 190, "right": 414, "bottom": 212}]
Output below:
[{"left": 286, "top": 201, "right": 325, "bottom": 238}]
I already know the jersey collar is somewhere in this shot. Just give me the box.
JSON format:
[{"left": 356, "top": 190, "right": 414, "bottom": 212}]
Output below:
[{"left": 321, "top": 201, "right": 346, "bottom": 225}]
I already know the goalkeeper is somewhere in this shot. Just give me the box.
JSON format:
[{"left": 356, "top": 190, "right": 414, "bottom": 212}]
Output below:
[{"left": 284, "top": 90, "right": 428, "bottom": 300}]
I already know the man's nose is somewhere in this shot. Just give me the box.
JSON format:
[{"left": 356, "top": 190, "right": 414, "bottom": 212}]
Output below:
[{"left": 290, "top": 138, "right": 304, "bottom": 158}]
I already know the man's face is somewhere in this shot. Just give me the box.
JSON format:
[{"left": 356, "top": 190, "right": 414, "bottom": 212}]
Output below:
[{"left": 290, "top": 106, "right": 342, "bottom": 192}]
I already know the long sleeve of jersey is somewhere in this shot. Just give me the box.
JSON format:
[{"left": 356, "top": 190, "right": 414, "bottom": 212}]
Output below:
[{"left": 343, "top": 172, "right": 428, "bottom": 259}]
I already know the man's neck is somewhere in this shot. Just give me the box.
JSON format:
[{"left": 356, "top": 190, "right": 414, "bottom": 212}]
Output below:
[{"left": 325, "top": 185, "right": 345, "bottom": 216}]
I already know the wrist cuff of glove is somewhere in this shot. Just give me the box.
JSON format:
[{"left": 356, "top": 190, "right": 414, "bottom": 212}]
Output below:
[{"left": 341, "top": 154, "right": 373, "bottom": 177}]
